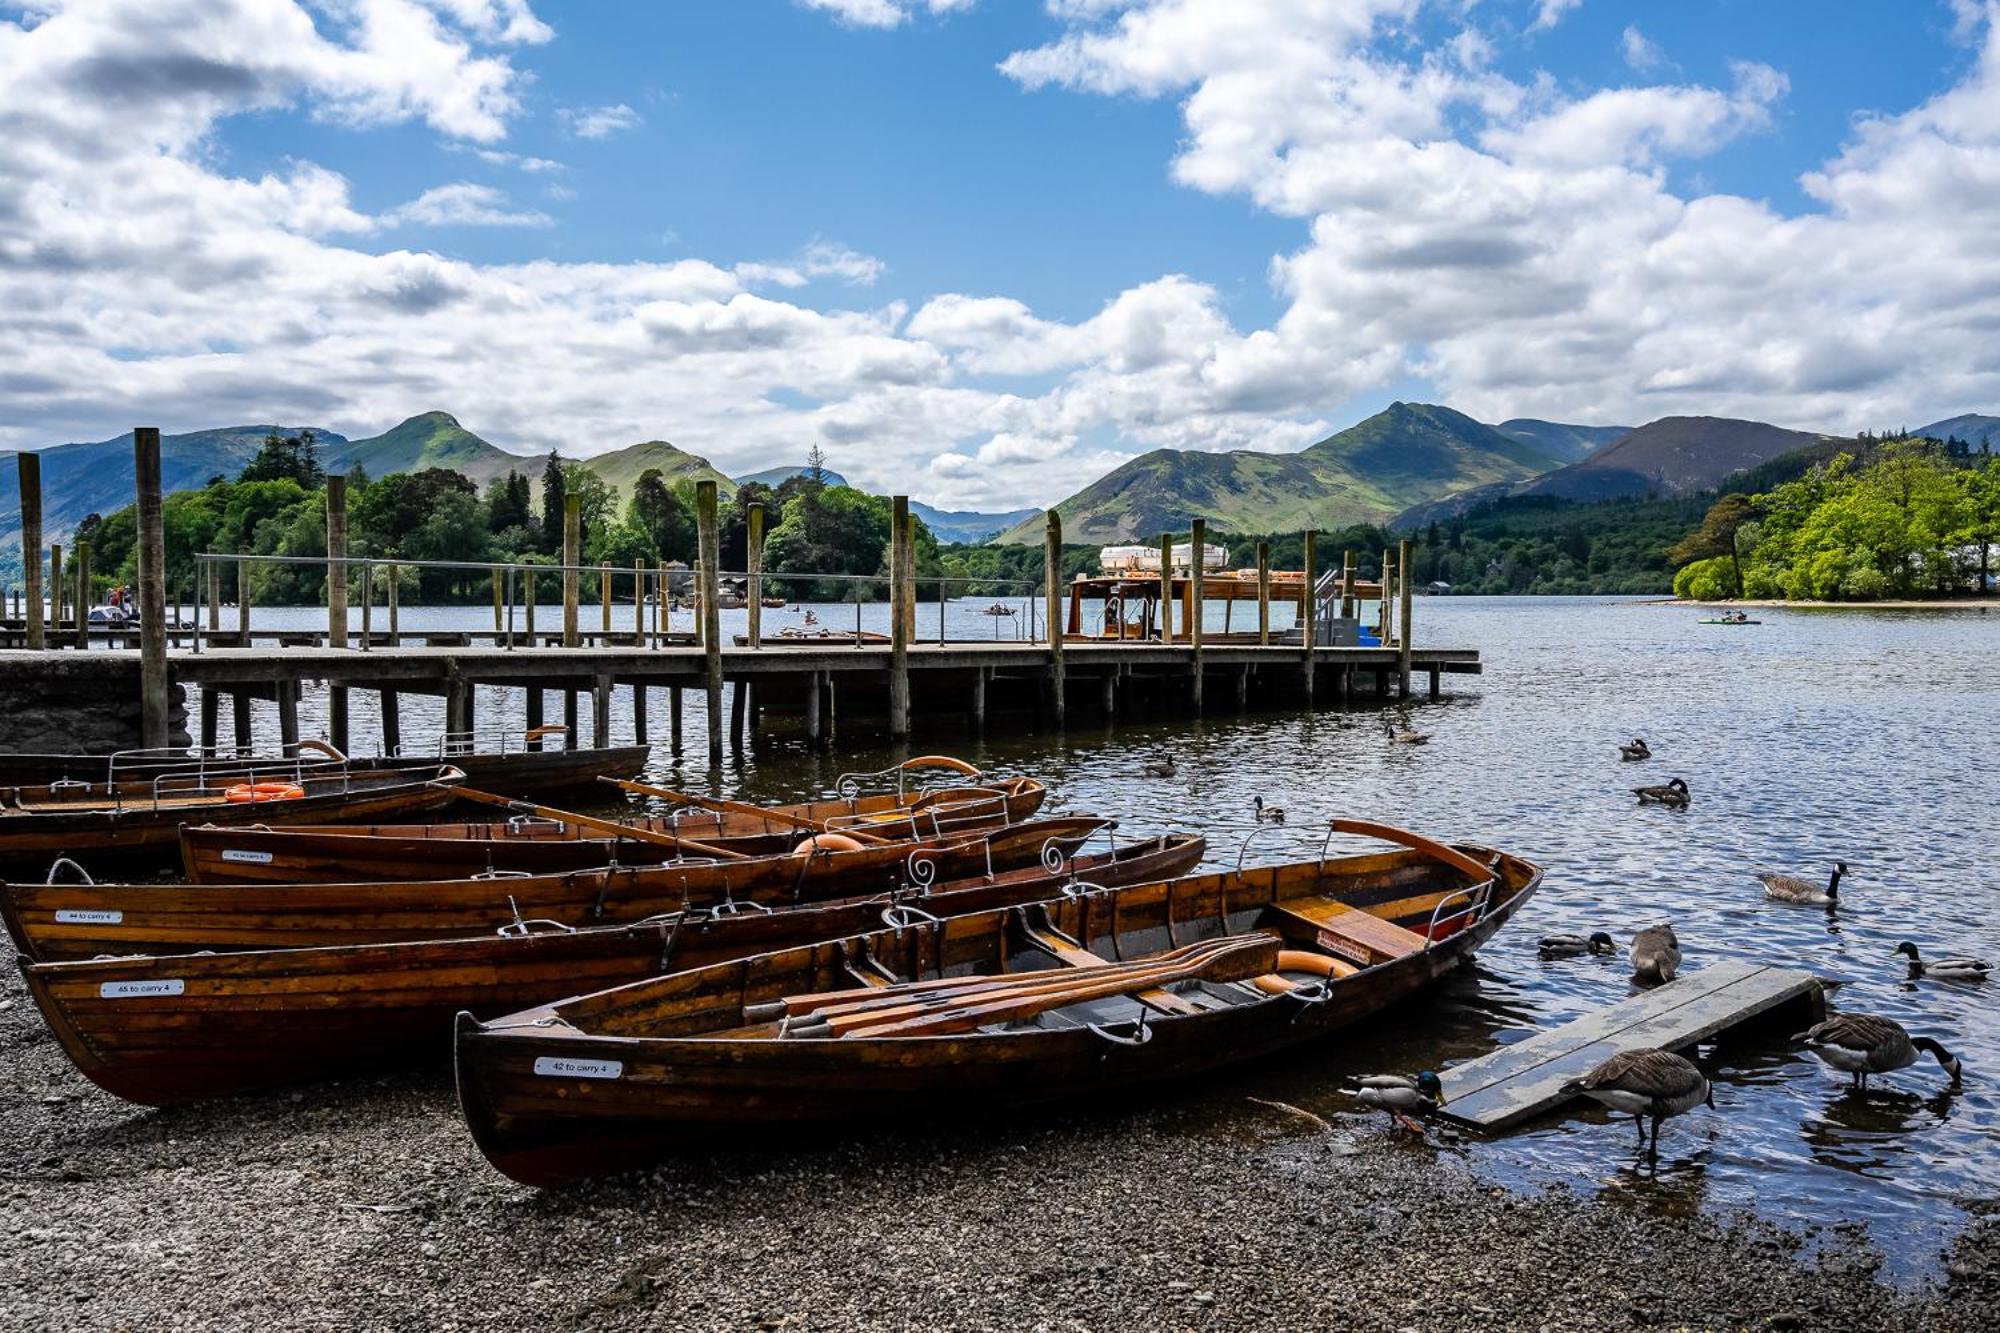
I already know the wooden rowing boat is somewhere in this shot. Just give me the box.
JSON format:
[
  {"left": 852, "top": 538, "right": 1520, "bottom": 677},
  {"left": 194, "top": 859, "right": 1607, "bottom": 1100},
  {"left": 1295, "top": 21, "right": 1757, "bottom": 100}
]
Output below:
[
  {"left": 454, "top": 822, "right": 1542, "bottom": 1186},
  {"left": 176, "top": 777, "right": 1048, "bottom": 884},
  {"left": 0, "top": 763, "right": 464, "bottom": 865},
  {"left": 19, "top": 832, "right": 1206, "bottom": 1105},
  {"left": 3, "top": 814, "right": 1109, "bottom": 960}
]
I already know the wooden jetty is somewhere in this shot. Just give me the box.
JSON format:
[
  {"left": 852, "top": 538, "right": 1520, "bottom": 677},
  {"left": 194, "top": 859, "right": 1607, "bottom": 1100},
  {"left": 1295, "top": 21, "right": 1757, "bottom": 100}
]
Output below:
[{"left": 1438, "top": 960, "right": 1823, "bottom": 1132}]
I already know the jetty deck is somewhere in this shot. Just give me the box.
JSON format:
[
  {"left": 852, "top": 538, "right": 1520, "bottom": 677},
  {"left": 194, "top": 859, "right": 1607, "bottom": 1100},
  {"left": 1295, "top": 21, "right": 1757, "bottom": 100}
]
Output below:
[{"left": 1438, "top": 960, "right": 1824, "bottom": 1132}]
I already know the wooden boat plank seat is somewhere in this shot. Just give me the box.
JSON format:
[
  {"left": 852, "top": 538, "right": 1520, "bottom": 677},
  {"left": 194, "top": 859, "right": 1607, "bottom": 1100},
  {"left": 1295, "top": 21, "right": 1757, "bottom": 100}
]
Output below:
[
  {"left": 1265, "top": 894, "right": 1428, "bottom": 967},
  {"left": 1014, "top": 914, "right": 1203, "bottom": 1017}
]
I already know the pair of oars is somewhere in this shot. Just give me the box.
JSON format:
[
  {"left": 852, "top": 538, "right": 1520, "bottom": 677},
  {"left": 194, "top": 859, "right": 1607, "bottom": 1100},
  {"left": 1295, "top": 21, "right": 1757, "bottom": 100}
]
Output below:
[
  {"left": 603, "top": 778, "right": 892, "bottom": 846},
  {"left": 774, "top": 933, "right": 1282, "bottom": 1040}
]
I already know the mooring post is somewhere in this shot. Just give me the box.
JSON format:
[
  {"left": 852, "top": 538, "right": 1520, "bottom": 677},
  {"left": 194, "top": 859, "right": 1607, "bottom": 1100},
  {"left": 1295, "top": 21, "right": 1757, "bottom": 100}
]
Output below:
[
  {"left": 1046, "top": 509, "right": 1065, "bottom": 724},
  {"left": 1101, "top": 668, "right": 1116, "bottom": 717},
  {"left": 232, "top": 691, "right": 251, "bottom": 755},
  {"left": 204, "top": 550, "right": 219, "bottom": 636},
  {"left": 1189, "top": 517, "right": 1206, "bottom": 714},
  {"left": 133, "top": 429, "right": 169, "bottom": 747},
  {"left": 1398, "top": 537, "right": 1414, "bottom": 698},
  {"left": 592, "top": 672, "right": 611, "bottom": 749},
  {"left": 1340, "top": 550, "right": 1355, "bottom": 619},
  {"left": 729, "top": 679, "right": 748, "bottom": 753},
  {"left": 563, "top": 690, "right": 578, "bottom": 750},
  {"left": 525, "top": 688, "right": 544, "bottom": 749},
  {"left": 562, "top": 494, "right": 581, "bottom": 648},
  {"left": 359, "top": 562, "right": 373, "bottom": 650},
  {"left": 747, "top": 502, "right": 764, "bottom": 649},
  {"left": 525, "top": 563, "right": 537, "bottom": 643},
  {"left": 198, "top": 687, "right": 218, "bottom": 752},
  {"left": 446, "top": 674, "right": 469, "bottom": 741},
  {"left": 17, "top": 452, "right": 43, "bottom": 650},
  {"left": 598, "top": 564, "right": 610, "bottom": 639},
  {"left": 696, "top": 479, "right": 723, "bottom": 761},
  {"left": 236, "top": 544, "right": 250, "bottom": 647},
  {"left": 889, "top": 495, "right": 911, "bottom": 739},
  {"left": 1256, "top": 542, "right": 1270, "bottom": 646},
  {"left": 971, "top": 666, "right": 987, "bottom": 731},
  {"left": 1379, "top": 547, "right": 1392, "bottom": 648},
  {"left": 632, "top": 561, "right": 644, "bottom": 643},
  {"left": 669, "top": 684, "right": 684, "bottom": 753},
  {"left": 381, "top": 689, "right": 401, "bottom": 755},
  {"left": 276, "top": 682, "right": 300, "bottom": 755},
  {"left": 326, "top": 474, "right": 348, "bottom": 648},
  {"left": 806, "top": 669, "right": 823, "bottom": 744},
  {"left": 72, "top": 539, "right": 89, "bottom": 650},
  {"left": 1155, "top": 531, "right": 1172, "bottom": 642},
  {"left": 631, "top": 681, "right": 648, "bottom": 741},
  {"left": 1300, "top": 529, "right": 1317, "bottom": 706},
  {"left": 48, "top": 542, "right": 63, "bottom": 641},
  {"left": 385, "top": 560, "right": 398, "bottom": 647},
  {"left": 491, "top": 570, "right": 502, "bottom": 633}
]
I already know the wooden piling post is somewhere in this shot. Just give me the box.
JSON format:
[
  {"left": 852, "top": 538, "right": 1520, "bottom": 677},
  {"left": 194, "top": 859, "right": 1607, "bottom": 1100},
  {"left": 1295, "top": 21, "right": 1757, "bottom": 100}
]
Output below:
[
  {"left": 729, "top": 679, "right": 748, "bottom": 753},
  {"left": 1045, "top": 510, "right": 1065, "bottom": 724},
  {"left": 1398, "top": 537, "right": 1414, "bottom": 698},
  {"left": 1340, "top": 550, "right": 1356, "bottom": 619},
  {"left": 525, "top": 689, "right": 544, "bottom": 748},
  {"left": 236, "top": 545, "right": 250, "bottom": 647},
  {"left": 889, "top": 496, "right": 911, "bottom": 739},
  {"left": 1157, "top": 532, "right": 1173, "bottom": 642},
  {"left": 384, "top": 561, "right": 398, "bottom": 647},
  {"left": 1101, "top": 668, "right": 1116, "bottom": 717},
  {"left": 492, "top": 570, "right": 503, "bottom": 632},
  {"left": 17, "top": 453, "right": 43, "bottom": 650},
  {"left": 48, "top": 543, "right": 62, "bottom": 641},
  {"left": 562, "top": 494, "right": 581, "bottom": 648},
  {"left": 1256, "top": 542, "right": 1270, "bottom": 646},
  {"left": 1300, "top": 529, "right": 1317, "bottom": 706},
  {"left": 632, "top": 562, "right": 644, "bottom": 643},
  {"left": 199, "top": 687, "right": 219, "bottom": 752},
  {"left": 232, "top": 692, "right": 251, "bottom": 755},
  {"left": 971, "top": 666, "right": 987, "bottom": 731},
  {"left": 696, "top": 480, "right": 723, "bottom": 760},
  {"left": 381, "top": 690, "right": 401, "bottom": 756},
  {"left": 72, "top": 539, "right": 89, "bottom": 649},
  {"left": 326, "top": 474, "right": 348, "bottom": 649},
  {"left": 1379, "top": 548, "right": 1392, "bottom": 648},
  {"left": 1190, "top": 518, "right": 1208, "bottom": 712},
  {"left": 669, "top": 684, "right": 684, "bottom": 753},
  {"left": 276, "top": 682, "right": 300, "bottom": 755},
  {"left": 747, "top": 502, "right": 765, "bottom": 649},
  {"left": 631, "top": 682, "right": 647, "bottom": 741},
  {"left": 133, "top": 430, "right": 169, "bottom": 747},
  {"left": 525, "top": 563, "right": 537, "bottom": 643},
  {"left": 563, "top": 690, "right": 578, "bottom": 750},
  {"left": 592, "top": 673, "right": 611, "bottom": 749}
]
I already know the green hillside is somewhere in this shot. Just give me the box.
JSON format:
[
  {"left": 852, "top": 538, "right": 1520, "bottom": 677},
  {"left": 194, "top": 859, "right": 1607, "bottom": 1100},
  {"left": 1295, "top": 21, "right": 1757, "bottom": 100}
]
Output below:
[
  {"left": 328, "top": 411, "right": 531, "bottom": 488},
  {"left": 998, "top": 402, "right": 1566, "bottom": 544},
  {"left": 579, "top": 439, "right": 736, "bottom": 500}
]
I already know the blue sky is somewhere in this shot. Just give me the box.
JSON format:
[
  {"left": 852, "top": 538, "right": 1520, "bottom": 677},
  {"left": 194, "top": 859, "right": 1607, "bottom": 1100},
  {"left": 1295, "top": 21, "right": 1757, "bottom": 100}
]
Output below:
[{"left": 4, "top": 0, "right": 1999, "bottom": 507}]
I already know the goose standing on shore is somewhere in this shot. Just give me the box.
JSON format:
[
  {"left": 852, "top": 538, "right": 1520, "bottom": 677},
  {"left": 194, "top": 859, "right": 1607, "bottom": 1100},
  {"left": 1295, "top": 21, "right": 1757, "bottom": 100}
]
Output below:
[
  {"left": 1630, "top": 923, "right": 1681, "bottom": 984},
  {"left": 1793, "top": 1013, "right": 1965, "bottom": 1091},
  {"left": 1619, "top": 738, "right": 1651, "bottom": 762},
  {"left": 1760, "top": 862, "right": 1846, "bottom": 907},
  {"left": 1633, "top": 777, "right": 1690, "bottom": 808},
  {"left": 1562, "top": 1048, "right": 1713, "bottom": 1162},
  {"left": 1892, "top": 942, "right": 1991, "bottom": 982},
  {"left": 1345, "top": 1072, "right": 1444, "bottom": 1132},
  {"left": 1539, "top": 931, "right": 1616, "bottom": 959}
]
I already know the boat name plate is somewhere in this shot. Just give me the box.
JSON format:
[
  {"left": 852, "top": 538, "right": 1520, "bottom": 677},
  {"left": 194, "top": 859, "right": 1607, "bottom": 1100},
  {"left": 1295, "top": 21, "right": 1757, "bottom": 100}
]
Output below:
[
  {"left": 533, "top": 1056, "right": 623, "bottom": 1080},
  {"left": 220, "top": 849, "right": 275, "bottom": 865},
  {"left": 99, "top": 979, "right": 184, "bottom": 999},
  {"left": 55, "top": 909, "right": 123, "bottom": 924}
]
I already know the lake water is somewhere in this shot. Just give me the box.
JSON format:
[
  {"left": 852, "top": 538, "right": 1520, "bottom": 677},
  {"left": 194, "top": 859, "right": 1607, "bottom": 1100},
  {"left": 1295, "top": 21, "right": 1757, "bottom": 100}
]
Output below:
[{"left": 201, "top": 595, "right": 2000, "bottom": 1276}]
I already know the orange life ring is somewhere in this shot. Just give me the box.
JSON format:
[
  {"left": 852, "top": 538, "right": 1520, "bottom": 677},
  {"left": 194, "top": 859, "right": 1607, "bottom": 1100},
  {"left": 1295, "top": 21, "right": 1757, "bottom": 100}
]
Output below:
[
  {"left": 1250, "top": 950, "right": 1340, "bottom": 996},
  {"left": 225, "top": 782, "right": 306, "bottom": 803},
  {"left": 793, "top": 833, "right": 864, "bottom": 854}
]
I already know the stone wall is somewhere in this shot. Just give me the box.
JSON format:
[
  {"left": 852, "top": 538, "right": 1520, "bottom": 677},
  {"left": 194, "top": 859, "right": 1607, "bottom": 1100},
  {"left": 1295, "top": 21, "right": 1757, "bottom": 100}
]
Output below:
[{"left": 0, "top": 656, "right": 189, "bottom": 753}]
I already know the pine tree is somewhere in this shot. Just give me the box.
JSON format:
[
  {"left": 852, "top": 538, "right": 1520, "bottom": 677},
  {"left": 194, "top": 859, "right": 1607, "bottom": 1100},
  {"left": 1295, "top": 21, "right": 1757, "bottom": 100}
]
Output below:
[{"left": 538, "top": 451, "right": 566, "bottom": 554}]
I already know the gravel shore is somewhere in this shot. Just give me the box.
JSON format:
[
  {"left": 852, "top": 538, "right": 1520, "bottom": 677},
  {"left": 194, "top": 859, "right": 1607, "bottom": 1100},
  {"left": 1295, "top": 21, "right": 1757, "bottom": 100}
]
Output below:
[{"left": 3, "top": 968, "right": 1994, "bottom": 1333}]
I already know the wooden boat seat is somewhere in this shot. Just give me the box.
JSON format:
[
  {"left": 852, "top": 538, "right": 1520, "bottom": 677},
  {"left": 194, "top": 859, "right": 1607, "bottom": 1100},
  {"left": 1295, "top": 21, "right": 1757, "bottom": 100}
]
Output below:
[
  {"left": 1265, "top": 895, "right": 1428, "bottom": 967},
  {"left": 1013, "top": 912, "right": 1203, "bottom": 1017}
]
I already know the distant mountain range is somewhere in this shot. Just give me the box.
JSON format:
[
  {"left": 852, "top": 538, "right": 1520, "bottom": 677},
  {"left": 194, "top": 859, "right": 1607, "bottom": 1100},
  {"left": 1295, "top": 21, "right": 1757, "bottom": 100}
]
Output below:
[
  {"left": 733, "top": 464, "right": 850, "bottom": 488},
  {"left": 997, "top": 402, "right": 1571, "bottom": 544},
  {"left": 1916, "top": 413, "right": 2000, "bottom": 445},
  {"left": 1493, "top": 419, "right": 1630, "bottom": 464}
]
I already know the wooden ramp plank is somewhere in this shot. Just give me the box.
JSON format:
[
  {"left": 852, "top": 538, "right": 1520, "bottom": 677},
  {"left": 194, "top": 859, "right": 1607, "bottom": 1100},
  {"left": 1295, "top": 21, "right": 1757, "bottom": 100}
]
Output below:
[{"left": 1438, "top": 961, "right": 1821, "bottom": 1132}]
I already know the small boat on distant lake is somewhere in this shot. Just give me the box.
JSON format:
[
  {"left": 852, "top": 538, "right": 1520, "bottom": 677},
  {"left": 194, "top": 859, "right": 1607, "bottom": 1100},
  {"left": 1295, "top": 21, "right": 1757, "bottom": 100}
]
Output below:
[{"left": 981, "top": 603, "right": 1017, "bottom": 617}]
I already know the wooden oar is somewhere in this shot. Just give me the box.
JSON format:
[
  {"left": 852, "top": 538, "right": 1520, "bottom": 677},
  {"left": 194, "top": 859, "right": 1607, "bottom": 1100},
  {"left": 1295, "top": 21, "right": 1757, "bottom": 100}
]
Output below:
[
  {"left": 1328, "top": 817, "right": 1495, "bottom": 888},
  {"left": 448, "top": 786, "right": 752, "bottom": 861},
  {"left": 807, "top": 937, "right": 1258, "bottom": 1037},
  {"left": 841, "top": 935, "right": 1282, "bottom": 1039},
  {"left": 603, "top": 778, "right": 891, "bottom": 846}
]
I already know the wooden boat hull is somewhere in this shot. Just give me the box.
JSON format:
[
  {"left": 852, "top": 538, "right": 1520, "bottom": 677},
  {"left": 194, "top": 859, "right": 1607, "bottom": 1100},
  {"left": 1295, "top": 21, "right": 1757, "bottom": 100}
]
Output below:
[
  {"left": 2, "top": 815, "right": 1106, "bottom": 961},
  {"left": 176, "top": 778, "right": 1047, "bottom": 884},
  {"left": 0, "top": 764, "right": 462, "bottom": 865},
  {"left": 18, "top": 834, "right": 1205, "bottom": 1106},
  {"left": 0, "top": 746, "right": 647, "bottom": 799},
  {"left": 455, "top": 841, "right": 1542, "bottom": 1187}
]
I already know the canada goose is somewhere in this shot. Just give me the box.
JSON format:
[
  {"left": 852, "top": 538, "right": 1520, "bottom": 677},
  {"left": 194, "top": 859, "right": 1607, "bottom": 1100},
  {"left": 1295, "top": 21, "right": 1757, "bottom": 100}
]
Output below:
[
  {"left": 1892, "top": 942, "right": 1991, "bottom": 982},
  {"left": 1793, "top": 1013, "right": 1964, "bottom": 1090},
  {"left": 1253, "top": 796, "right": 1285, "bottom": 824},
  {"left": 1759, "top": 862, "right": 1845, "bottom": 906},
  {"left": 1345, "top": 1072, "right": 1444, "bottom": 1131},
  {"left": 1539, "top": 930, "right": 1616, "bottom": 959},
  {"left": 1141, "top": 756, "right": 1178, "bottom": 779},
  {"left": 1561, "top": 1047, "right": 1712, "bottom": 1161},
  {"left": 1633, "top": 777, "right": 1689, "bottom": 808},
  {"left": 1629, "top": 923, "right": 1681, "bottom": 984},
  {"left": 1619, "top": 738, "right": 1651, "bottom": 762},
  {"left": 1382, "top": 719, "right": 1431, "bottom": 745}
]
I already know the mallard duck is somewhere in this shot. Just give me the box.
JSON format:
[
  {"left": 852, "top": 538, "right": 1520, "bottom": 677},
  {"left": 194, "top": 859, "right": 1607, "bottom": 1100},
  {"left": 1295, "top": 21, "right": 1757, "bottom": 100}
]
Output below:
[
  {"left": 1345, "top": 1072, "right": 1444, "bottom": 1131},
  {"left": 1759, "top": 862, "right": 1845, "bottom": 906},
  {"left": 1619, "top": 738, "right": 1651, "bottom": 761},
  {"left": 1793, "top": 1013, "right": 1963, "bottom": 1090},
  {"left": 1539, "top": 930, "right": 1616, "bottom": 959},
  {"left": 1892, "top": 941, "right": 1990, "bottom": 982},
  {"left": 1253, "top": 795, "right": 1285, "bottom": 824},
  {"left": 1632, "top": 777, "right": 1689, "bottom": 808},
  {"left": 1629, "top": 922, "right": 1681, "bottom": 984},
  {"left": 1561, "top": 1047, "right": 1712, "bottom": 1161},
  {"left": 1382, "top": 719, "right": 1431, "bottom": 745},
  {"left": 1141, "top": 755, "right": 1178, "bottom": 779}
]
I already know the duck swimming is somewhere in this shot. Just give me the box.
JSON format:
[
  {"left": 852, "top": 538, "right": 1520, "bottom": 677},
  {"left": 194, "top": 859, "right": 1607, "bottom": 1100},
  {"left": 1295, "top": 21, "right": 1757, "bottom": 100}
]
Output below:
[
  {"left": 1619, "top": 738, "right": 1651, "bottom": 762},
  {"left": 1759, "top": 861, "right": 1846, "bottom": 907},
  {"left": 1633, "top": 777, "right": 1689, "bottom": 808},
  {"left": 1562, "top": 1047, "right": 1712, "bottom": 1163},
  {"left": 1793, "top": 1013, "right": 1964, "bottom": 1091},
  {"left": 1892, "top": 942, "right": 1990, "bottom": 982},
  {"left": 1539, "top": 931, "right": 1616, "bottom": 959}
]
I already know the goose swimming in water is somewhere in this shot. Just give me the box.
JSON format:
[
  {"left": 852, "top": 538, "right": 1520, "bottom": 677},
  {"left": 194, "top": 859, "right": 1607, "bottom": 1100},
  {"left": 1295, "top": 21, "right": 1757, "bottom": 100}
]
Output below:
[
  {"left": 1629, "top": 923, "right": 1681, "bottom": 984},
  {"left": 1759, "top": 861, "right": 1846, "bottom": 907},
  {"left": 1539, "top": 931, "right": 1616, "bottom": 959},
  {"left": 1141, "top": 755, "right": 1178, "bottom": 779},
  {"left": 1892, "top": 941, "right": 1991, "bottom": 982},
  {"left": 1619, "top": 738, "right": 1651, "bottom": 762},
  {"left": 1382, "top": 719, "right": 1431, "bottom": 745},
  {"left": 1253, "top": 796, "right": 1285, "bottom": 824},
  {"left": 1345, "top": 1072, "right": 1444, "bottom": 1131},
  {"left": 1562, "top": 1048, "right": 1712, "bottom": 1162},
  {"left": 1793, "top": 1013, "right": 1964, "bottom": 1091},
  {"left": 1632, "top": 777, "right": 1689, "bottom": 808}
]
